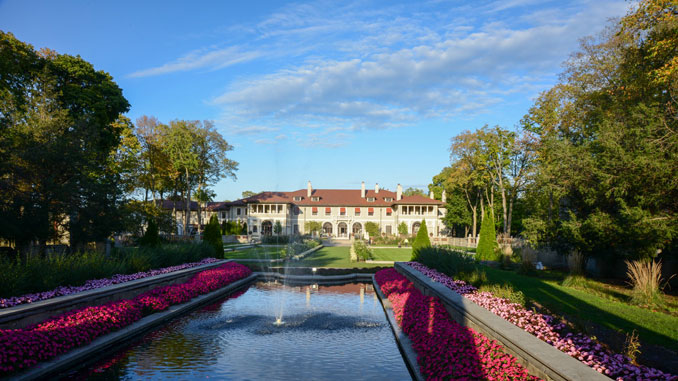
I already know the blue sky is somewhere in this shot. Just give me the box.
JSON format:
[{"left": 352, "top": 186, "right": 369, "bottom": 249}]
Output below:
[{"left": 0, "top": 0, "right": 629, "bottom": 201}]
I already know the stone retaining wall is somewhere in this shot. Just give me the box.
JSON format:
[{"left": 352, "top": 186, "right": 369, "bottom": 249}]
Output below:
[
  {"left": 0, "top": 260, "right": 232, "bottom": 330},
  {"left": 395, "top": 262, "right": 611, "bottom": 381}
]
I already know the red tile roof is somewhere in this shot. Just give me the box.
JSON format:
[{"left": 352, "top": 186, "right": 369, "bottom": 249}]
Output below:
[{"left": 236, "top": 189, "right": 443, "bottom": 206}]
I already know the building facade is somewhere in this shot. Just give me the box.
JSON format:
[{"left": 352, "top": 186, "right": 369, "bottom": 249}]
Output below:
[{"left": 204, "top": 181, "right": 447, "bottom": 240}]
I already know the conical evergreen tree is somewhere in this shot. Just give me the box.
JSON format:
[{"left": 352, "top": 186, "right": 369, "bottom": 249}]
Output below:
[
  {"left": 203, "top": 214, "right": 223, "bottom": 256},
  {"left": 411, "top": 219, "right": 432, "bottom": 260},
  {"left": 476, "top": 210, "right": 498, "bottom": 261},
  {"left": 139, "top": 219, "right": 161, "bottom": 247}
]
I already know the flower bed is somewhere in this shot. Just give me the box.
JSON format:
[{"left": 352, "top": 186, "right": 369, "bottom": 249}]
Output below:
[
  {"left": 375, "top": 268, "right": 539, "bottom": 380},
  {"left": 407, "top": 262, "right": 677, "bottom": 381},
  {"left": 0, "top": 258, "right": 221, "bottom": 309},
  {"left": 0, "top": 262, "right": 251, "bottom": 376}
]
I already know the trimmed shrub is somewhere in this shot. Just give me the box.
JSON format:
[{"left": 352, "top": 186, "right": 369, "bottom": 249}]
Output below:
[
  {"left": 476, "top": 210, "right": 499, "bottom": 261},
  {"left": 365, "top": 222, "right": 380, "bottom": 238},
  {"left": 414, "top": 247, "right": 486, "bottom": 287},
  {"left": 398, "top": 222, "right": 408, "bottom": 236},
  {"left": 353, "top": 240, "right": 373, "bottom": 261},
  {"left": 203, "top": 215, "right": 223, "bottom": 256},
  {"left": 139, "top": 219, "right": 161, "bottom": 247},
  {"left": 411, "top": 220, "right": 431, "bottom": 260}
]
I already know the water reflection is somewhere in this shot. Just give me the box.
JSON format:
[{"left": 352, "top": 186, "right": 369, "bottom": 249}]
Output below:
[{"left": 64, "top": 281, "right": 410, "bottom": 380}]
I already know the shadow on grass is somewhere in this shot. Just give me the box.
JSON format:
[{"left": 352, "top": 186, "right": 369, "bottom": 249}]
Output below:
[{"left": 482, "top": 266, "right": 678, "bottom": 373}]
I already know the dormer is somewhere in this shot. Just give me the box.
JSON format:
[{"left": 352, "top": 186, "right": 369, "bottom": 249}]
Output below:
[
  {"left": 384, "top": 197, "right": 393, "bottom": 202},
  {"left": 293, "top": 196, "right": 303, "bottom": 201},
  {"left": 311, "top": 196, "right": 320, "bottom": 202},
  {"left": 367, "top": 197, "right": 376, "bottom": 202}
]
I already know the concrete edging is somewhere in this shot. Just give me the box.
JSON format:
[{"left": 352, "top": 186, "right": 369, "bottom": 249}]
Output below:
[
  {"left": 256, "top": 271, "right": 372, "bottom": 285},
  {"left": 8, "top": 272, "right": 258, "bottom": 381},
  {"left": 372, "top": 275, "right": 424, "bottom": 381},
  {"left": 0, "top": 259, "right": 232, "bottom": 329},
  {"left": 395, "top": 262, "right": 611, "bottom": 381}
]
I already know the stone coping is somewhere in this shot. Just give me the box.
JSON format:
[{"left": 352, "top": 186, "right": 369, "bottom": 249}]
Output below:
[
  {"left": 395, "top": 262, "right": 611, "bottom": 381},
  {"left": 256, "top": 271, "right": 373, "bottom": 285},
  {"left": 224, "top": 244, "right": 256, "bottom": 252},
  {"left": 0, "top": 259, "right": 232, "bottom": 330},
  {"left": 8, "top": 273, "right": 258, "bottom": 381},
  {"left": 233, "top": 244, "right": 324, "bottom": 263},
  {"left": 372, "top": 275, "right": 424, "bottom": 381}
]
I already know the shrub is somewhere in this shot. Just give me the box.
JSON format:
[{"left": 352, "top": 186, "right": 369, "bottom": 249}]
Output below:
[
  {"left": 0, "top": 243, "right": 217, "bottom": 300},
  {"left": 304, "top": 221, "right": 321, "bottom": 236},
  {"left": 414, "top": 247, "right": 486, "bottom": 287},
  {"left": 411, "top": 220, "right": 431, "bottom": 260},
  {"left": 139, "top": 219, "right": 161, "bottom": 247},
  {"left": 203, "top": 215, "right": 223, "bottom": 256},
  {"left": 365, "top": 222, "right": 380, "bottom": 238},
  {"left": 476, "top": 210, "right": 499, "bottom": 261},
  {"left": 625, "top": 259, "right": 673, "bottom": 308},
  {"left": 273, "top": 221, "right": 283, "bottom": 235},
  {"left": 398, "top": 222, "right": 408, "bottom": 236},
  {"left": 353, "top": 240, "right": 373, "bottom": 261}
]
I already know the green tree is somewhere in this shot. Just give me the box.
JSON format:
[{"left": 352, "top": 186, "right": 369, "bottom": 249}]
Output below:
[
  {"left": 203, "top": 214, "right": 223, "bottom": 256},
  {"left": 241, "top": 190, "right": 257, "bottom": 198},
  {"left": 163, "top": 120, "right": 238, "bottom": 235},
  {"left": 139, "top": 219, "right": 161, "bottom": 247},
  {"left": 398, "top": 222, "right": 408, "bottom": 236},
  {"left": 476, "top": 210, "right": 499, "bottom": 261},
  {"left": 365, "top": 222, "right": 380, "bottom": 237},
  {"left": 403, "top": 187, "right": 426, "bottom": 197},
  {"left": 274, "top": 221, "right": 283, "bottom": 235},
  {"left": 411, "top": 220, "right": 431, "bottom": 260},
  {"left": 304, "top": 221, "right": 321, "bottom": 236},
  {"left": 520, "top": 0, "right": 678, "bottom": 261},
  {"left": 0, "top": 32, "right": 130, "bottom": 252}
]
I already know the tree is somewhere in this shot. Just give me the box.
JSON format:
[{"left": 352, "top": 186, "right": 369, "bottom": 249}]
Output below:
[
  {"left": 403, "top": 187, "right": 426, "bottom": 197},
  {"left": 203, "top": 214, "right": 223, "bottom": 256},
  {"left": 241, "top": 190, "right": 257, "bottom": 198},
  {"left": 476, "top": 210, "right": 499, "bottom": 261},
  {"left": 193, "top": 187, "right": 216, "bottom": 232},
  {"left": 365, "top": 222, "right": 380, "bottom": 237},
  {"left": 519, "top": 0, "right": 678, "bottom": 261},
  {"left": 274, "top": 221, "right": 283, "bottom": 235},
  {"left": 0, "top": 32, "right": 131, "bottom": 252},
  {"left": 411, "top": 220, "right": 431, "bottom": 259},
  {"left": 139, "top": 219, "right": 161, "bottom": 247},
  {"left": 162, "top": 120, "right": 238, "bottom": 236},
  {"left": 304, "top": 221, "right": 321, "bottom": 236},
  {"left": 398, "top": 222, "right": 408, "bottom": 236}
]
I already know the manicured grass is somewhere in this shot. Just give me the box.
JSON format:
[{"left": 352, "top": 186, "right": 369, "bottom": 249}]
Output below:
[
  {"left": 371, "top": 248, "right": 412, "bottom": 262},
  {"left": 225, "top": 246, "right": 286, "bottom": 260},
  {"left": 482, "top": 266, "right": 678, "bottom": 351},
  {"left": 295, "top": 247, "right": 385, "bottom": 268}
]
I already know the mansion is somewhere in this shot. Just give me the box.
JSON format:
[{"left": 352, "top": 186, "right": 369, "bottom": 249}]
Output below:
[{"left": 163, "top": 182, "right": 448, "bottom": 240}]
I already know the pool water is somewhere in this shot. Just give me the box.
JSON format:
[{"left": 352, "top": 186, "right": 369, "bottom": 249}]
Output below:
[{"left": 63, "top": 281, "right": 411, "bottom": 380}]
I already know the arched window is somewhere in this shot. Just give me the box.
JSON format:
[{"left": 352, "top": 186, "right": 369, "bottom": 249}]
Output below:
[
  {"left": 338, "top": 222, "right": 348, "bottom": 238},
  {"left": 323, "top": 222, "right": 333, "bottom": 235},
  {"left": 352, "top": 222, "right": 362, "bottom": 238},
  {"left": 412, "top": 221, "right": 421, "bottom": 236},
  {"left": 262, "top": 221, "right": 273, "bottom": 236}
]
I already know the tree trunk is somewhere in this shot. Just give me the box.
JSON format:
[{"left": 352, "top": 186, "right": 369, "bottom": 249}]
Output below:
[
  {"left": 507, "top": 195, "right": 514, "bottom": 237},
  {"left": 499, "top": 177, "right": 508, "bottom": 234}
]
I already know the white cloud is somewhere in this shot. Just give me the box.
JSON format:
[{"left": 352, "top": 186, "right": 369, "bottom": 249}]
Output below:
[{"left": 128, "top": 46, "right": 261, "bottom": 78}]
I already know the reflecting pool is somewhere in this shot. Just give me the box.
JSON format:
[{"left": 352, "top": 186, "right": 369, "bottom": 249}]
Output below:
[{"left": 63, "top": 281, "right": 411, "bottom": 380}]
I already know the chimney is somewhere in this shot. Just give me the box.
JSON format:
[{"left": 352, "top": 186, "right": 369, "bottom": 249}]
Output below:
[
  {"left": 429, "top": 190, "right": 434, "bottom": 199},
  {"left": 307, "top": 180, "right": 312, "bottom": 197},
  {"left": 442, "top": 189, "right": 447, "bottom": 203},
  {"left": 375, "top": 183, "right": 380, "bottom": 194},
  {"left": 396, "top": 184, "right": 402, "bottom": 200},
  {"left": 361, "top": 181, "right": 366, "bottom": 198}
]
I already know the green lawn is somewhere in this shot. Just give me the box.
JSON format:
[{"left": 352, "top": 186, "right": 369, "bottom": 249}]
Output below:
[
  {"left": 482, "top": 266, "right": 678, "bottom": 352},
  {"left": 294, "top": 246, "right": 386, "bottom": 268},
  {"left": 225, "top": 246, "right": 286, "bottom": 259},
  {"left": 371, "top": 248, "right": 412, "bottom": 262}
]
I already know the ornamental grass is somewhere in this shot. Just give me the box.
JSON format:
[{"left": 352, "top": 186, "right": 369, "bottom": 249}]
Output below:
[
  {"left": 408, "top": 262, "right": 677, "bottom": 381},
  {"left": 0, "top": 262, "right": 251, "bottom": 376}
]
